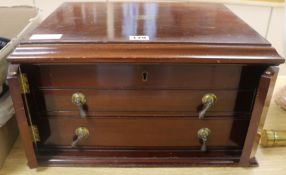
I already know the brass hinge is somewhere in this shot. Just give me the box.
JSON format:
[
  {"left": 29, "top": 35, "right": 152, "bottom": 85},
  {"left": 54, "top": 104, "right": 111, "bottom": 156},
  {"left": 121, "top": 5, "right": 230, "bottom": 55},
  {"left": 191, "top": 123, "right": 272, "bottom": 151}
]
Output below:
[
  {"left": 30, "top": 125, "right": 40, "bottom": 143},
  {"left": 19, "top": 73, "right": 30, "bottom": 94}
]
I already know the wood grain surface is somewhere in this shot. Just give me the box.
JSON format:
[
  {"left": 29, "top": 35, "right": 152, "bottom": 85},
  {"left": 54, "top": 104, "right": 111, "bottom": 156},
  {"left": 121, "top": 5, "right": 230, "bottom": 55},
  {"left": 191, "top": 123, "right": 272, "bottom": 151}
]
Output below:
[
  {"left": 40, "top": 89, "right": 254, "bottom": 114},
  {"left": 1, "top": 77, "right": 285, "bottom": 174},
  {"left": 39, "top": 117, "right": 248, "bottom": 147},
  {"left": 21, "top": 2, "right": 269, "bottom": 45},
  {"left": 30, "top": 64, "right": 244, "bottom": 89}
]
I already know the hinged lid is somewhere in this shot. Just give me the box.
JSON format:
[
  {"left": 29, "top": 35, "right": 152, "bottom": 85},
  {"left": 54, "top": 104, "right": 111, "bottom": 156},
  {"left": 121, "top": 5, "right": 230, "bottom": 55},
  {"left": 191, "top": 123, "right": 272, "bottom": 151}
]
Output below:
[
  {"left": 22, "top": 2, "right": 270, "bottom": 45},
  {"left": 7, "top": 2, "right": 285, "bottom": 65}
]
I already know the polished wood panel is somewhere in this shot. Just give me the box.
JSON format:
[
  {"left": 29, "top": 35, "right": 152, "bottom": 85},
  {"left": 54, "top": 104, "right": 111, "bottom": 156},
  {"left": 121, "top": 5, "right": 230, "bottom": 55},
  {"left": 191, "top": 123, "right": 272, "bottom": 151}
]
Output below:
[
  {"left": 38, "top": 117, "right": 249, "bottom": 148},
  {"left": 31, "top": 64, "right": 242, "bottom": 89},
  {"left": 40, "top": 89, "right": 254, "bottom": 115},
  {"left": 22, "top": 2, "right": 268, "bottom": 45}
]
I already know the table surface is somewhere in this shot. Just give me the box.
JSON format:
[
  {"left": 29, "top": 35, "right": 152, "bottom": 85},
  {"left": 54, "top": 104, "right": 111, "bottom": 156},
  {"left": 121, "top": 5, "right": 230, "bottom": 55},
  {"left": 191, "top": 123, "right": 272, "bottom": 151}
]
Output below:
[{"left": 1, "top": 76, "right": 286, "bottom": 175}]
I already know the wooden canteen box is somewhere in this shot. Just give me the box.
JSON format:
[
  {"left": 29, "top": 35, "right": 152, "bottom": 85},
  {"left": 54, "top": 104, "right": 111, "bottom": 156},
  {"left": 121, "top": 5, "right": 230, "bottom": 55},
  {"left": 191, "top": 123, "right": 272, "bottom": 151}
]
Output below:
[{"left": 7, "top": 2, "right": 285, "bottom": 168}]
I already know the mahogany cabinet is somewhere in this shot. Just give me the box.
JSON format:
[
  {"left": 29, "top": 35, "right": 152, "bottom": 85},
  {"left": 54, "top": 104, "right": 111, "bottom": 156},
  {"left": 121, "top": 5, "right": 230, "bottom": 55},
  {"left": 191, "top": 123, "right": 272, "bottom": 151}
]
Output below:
[{"left": 7, "top": 2, "right": 285, "bottom": 168}]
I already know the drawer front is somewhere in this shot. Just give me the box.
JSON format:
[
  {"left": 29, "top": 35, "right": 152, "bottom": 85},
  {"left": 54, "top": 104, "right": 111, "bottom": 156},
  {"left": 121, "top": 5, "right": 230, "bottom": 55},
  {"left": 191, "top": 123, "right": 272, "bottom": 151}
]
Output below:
[
  {"left": 39, "top": 117, "right": 249, "bottom": 148},
  {"left": 31, "top": 64, "right": 244, "bottom": 89},
  {"left": 39, "top": 89, "right": 254, "bottom": 116}
]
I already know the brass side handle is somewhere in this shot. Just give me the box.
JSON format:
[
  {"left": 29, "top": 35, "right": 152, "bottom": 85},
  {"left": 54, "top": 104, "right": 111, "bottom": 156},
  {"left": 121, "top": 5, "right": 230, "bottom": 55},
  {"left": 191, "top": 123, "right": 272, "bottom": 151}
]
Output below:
[
  {"left": 198, "top": 93, "right": 217, "bottom": 119},
  {"left": 71, "top": 127, "right": 89, "bottom": 147},
  {"left": 72, "top": 92, "right": 87, "bottom": 118},
  {"left": 197, "top": 128, "right": 211, "bottom": 152}
]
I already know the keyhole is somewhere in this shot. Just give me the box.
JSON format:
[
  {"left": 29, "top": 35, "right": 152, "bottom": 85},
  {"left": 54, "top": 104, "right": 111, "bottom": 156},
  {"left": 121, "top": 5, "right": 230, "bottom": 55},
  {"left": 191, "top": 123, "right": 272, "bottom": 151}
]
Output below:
[{"left": 142, "top": 71, "right": 149, "bottom": 82}]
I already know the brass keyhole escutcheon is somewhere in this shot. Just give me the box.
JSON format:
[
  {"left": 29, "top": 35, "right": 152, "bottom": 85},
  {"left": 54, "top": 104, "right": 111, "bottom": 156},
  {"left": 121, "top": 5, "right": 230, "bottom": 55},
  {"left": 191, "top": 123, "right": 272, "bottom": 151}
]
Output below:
[
  {"left": 72, "top": 92, "right": 87, "bottom": 118},
  {"left": 71, "top": 127, "right": 89, "bottom": 147},
  {"left": 197, "top": 128, "right": 211, "bottom": 152},
  {"left": 198, "top": 93, "right": 217, "bottom": 119},
  {"left": 142, "top": 71, "right": 149, "bottom": 82}
]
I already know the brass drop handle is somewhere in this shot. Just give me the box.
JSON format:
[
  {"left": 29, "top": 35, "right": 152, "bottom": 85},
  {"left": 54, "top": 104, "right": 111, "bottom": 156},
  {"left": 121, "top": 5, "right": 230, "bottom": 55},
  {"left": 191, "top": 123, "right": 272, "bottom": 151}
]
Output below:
[
  {"left": 197, "top": 128, "right": 211, "bottom": 152},
  {"left": 198, "top": 93, "right": 217, "bottom": 119},
  {"left": 72, "top": 92, "right": 87, "bottom": 118},
  {"left": 71, "top": 127, "right": 89, "bottom": 147}
]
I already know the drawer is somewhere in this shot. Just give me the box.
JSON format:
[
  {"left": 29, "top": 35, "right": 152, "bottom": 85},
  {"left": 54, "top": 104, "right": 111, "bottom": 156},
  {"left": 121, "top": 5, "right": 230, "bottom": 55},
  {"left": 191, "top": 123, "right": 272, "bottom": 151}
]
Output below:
[
  {"left": 39, "top": 89, "right": 255, "bottom": 117},
  {"left": 39, "top": 117, "right": 249, "bottom": 148},
  {"left": 29, "top": 64, "right": 247, "bottom": 89}
]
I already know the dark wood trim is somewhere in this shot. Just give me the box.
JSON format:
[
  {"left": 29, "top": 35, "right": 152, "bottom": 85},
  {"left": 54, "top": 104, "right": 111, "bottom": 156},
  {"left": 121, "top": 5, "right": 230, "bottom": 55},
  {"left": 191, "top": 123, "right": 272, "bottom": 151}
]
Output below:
[
  {"left": 8, "top": 44, "right": 284, "bottom": 65},
  {"left": 250, "top": 66, "right": 279, "bottom": 159},
  {"left": 6, "top": 64, "right": 38, "bottom": 168},
  {"left": 239, "top": 66, "right": 278, "bottom": 166},
  {"left": 37, "top": 156, "right": 244, "bottom": 167},
  {"left": 257, "top": 67, "right": 279, "bottom": 132},
  {"left": 36, "top": 149, "right": 252, "bottom": 167}
]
